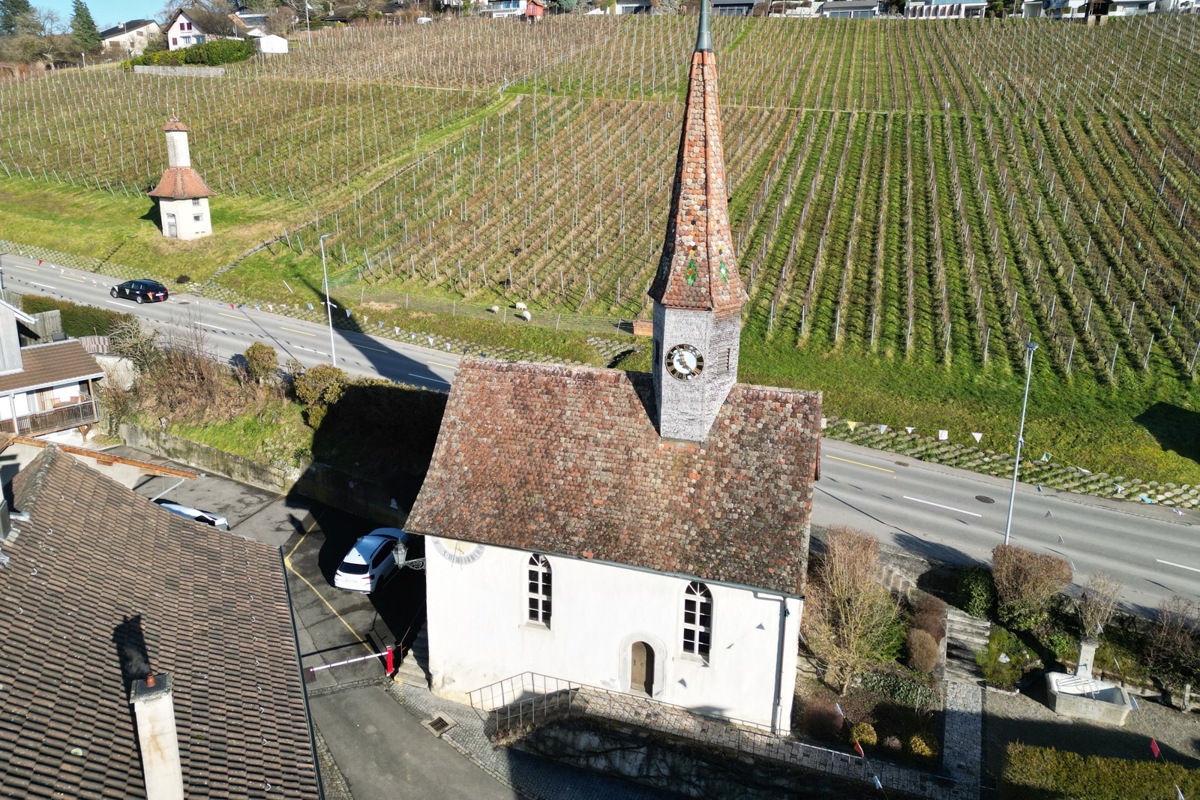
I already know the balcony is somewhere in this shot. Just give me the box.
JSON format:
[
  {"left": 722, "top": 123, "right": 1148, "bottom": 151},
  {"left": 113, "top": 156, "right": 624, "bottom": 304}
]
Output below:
[{"left": 13, "top": 398, "right": 99, "bottom": 436}]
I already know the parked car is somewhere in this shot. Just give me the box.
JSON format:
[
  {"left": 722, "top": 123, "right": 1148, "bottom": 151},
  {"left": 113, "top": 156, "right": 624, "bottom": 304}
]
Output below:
[
  {"left": 334, "top": 528, "right": 410, "bottom": 593},
  {"left": 111, "top": 279, "right": 169, "bottom": 304},
  {"left": 153, "top": 499, "right": 230, "bottom": 530}
]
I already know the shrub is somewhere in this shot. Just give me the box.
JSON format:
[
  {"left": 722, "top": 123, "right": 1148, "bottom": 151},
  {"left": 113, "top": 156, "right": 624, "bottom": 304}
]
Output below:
[
  {"left": 1078, "top": 573, "right": 1122, "bottom": 638},
  {"left": 992, "top": 545, "right": 1072, "bottom": 632},
  {"left": 907, "top": 629, "right": 940, "bottom": 675},
  {"left": 176, "top": 275, "right": 192, "bottom": 284},
  {"left": 1001, "top": 742, "right": 1200, "bottom": 800},
  {"left": 850, "top": 722, "right": 877, "bottom": 748},
  {"left": 913, "top": 593, "right": 947, "bottom": 643},
  {"left": 882, "top": 735, "right": 902, "bottom": 752},
  {"left": 125, "top": 37, "right": 255, "bottom": 68},
  {"left": 799, "top": 698, "right": 844, "bottom": 741},
  {"left": 19, "top": 295, "right": 132, "bottom": 338},
  {"left": 1145, "top": 597, "right": 1199, "bottom": 703},
  {"left": 956, "top": 567, "right": 995, "bottom": 619},
  {"left": 907, "top": 733, "right": 938, "bottom": 761},
  {"left": 243, "top": 342, "right": 278, "bottom": 384},
  {"left": 860, "top": 670, "right": 934, "bottom": 710},
  {"left": 976, "top": 627, "right": 1036, "bottom": 691}
]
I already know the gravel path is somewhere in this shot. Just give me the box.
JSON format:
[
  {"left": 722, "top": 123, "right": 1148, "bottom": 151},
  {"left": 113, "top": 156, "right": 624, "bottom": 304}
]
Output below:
[{"left": 983, "top": 683, "right": 1200, "bottom": 789}]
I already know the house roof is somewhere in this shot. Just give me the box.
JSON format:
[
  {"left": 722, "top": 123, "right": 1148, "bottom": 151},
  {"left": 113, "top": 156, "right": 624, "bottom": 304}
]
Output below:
[
  {"left": 821, "top": 0, "right": 879, "bottom": 8},
  {"left": 99, "top": 19, "right": 157, "bottom": 39},
  {"left": 0, "top": 340, "right": 103, "bottom": 396},
  {"left": 149, "top": 166, "right": 215, "bottom": 199},
  {"left": 0, "top": 446, "right": 321, "bottom": 799},
  {"left": 406, "top": 359, "right": 821, "bottom": 595}
]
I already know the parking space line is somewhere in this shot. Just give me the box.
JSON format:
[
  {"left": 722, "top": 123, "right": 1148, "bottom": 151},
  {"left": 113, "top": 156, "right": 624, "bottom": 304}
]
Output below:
[{"left": 284, "top": 516, "right": 374, "bottom": 656}]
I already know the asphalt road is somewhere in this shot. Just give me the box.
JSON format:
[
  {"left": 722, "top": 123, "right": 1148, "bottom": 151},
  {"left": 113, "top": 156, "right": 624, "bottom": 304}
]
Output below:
[
  {"left": 0, "top": 253, "right": 459, "bottom": 391},
  {"left": 8, "top": 254, "right": 1199, "bottom": 613}
]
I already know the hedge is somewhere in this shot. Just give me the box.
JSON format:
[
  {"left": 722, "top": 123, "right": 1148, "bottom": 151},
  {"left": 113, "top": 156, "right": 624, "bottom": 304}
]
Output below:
[
  {"left": 18, "top": 295, "right": 132, "bottom": 338},
  {"left": 124, "top": 38, "right": 255, "bottom": 69},
  {"left": 1002, "top": 743, "right": 1200, "bottom": 799}
]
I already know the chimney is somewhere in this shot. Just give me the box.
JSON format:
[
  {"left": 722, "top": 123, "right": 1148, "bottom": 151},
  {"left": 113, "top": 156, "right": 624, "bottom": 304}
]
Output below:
[{"left": 129, "top": 672, "right": 185, "bottom": 800}]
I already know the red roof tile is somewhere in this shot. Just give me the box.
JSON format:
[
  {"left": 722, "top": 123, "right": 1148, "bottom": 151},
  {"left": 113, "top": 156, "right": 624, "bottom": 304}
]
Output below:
[
  {"left": 163, "top": 118, "right": 189, "bottom": 132},
  {"left": 0, "top": 448, "right": 321, "bottom": 799},
  {"left": 0, "top": 341, "right": 103, "bottom": 395},
  {"left": 406, "top": 359, "right": 821, "bottom": 595},
  {"left": 149, "top": 166, "right": 214, "bottom": 199}
]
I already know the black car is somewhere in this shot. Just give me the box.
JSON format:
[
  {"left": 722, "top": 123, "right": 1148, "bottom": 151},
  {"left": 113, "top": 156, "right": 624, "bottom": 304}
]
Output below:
[{"left": 111, "top": 279, "right": 169, "bottom": 304}]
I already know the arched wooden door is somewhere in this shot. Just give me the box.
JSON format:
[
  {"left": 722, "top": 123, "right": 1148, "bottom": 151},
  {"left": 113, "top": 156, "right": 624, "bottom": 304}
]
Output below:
[{"left": 631, "top": 641, "right": 655, "bottom": 697}]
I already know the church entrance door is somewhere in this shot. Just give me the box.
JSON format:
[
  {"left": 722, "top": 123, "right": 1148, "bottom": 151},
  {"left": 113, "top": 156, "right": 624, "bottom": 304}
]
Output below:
[
  {"left": 631, "top": 641, "right": 654, "bottom": 697},
  {"left": 165, "top": 213, "right": 177, "bottom": 238}
]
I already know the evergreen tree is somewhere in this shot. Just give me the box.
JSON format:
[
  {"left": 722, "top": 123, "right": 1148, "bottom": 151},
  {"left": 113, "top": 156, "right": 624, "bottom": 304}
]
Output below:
[
  {"left": 70, "top": 0, "right": 101, "bottom": 52},
  {"left": 0, "top": 0, "right": 33, "bottom": 35}
]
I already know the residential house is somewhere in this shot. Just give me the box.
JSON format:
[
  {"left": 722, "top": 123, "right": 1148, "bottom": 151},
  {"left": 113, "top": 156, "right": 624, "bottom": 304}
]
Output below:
[
  {"left": 163, "top": 8, "right": 230, "bottom": 50},
  {"left": 820, "top": 0, "right": 881, "bottom": 16},
  {"left": 0, "top": 444, "right": 323, "bottom": 798},
  {"left": 406, "top": 0, "right": 821, "bottom": 736},
  {"left": 713, "top": 0, "right": 759, "bottom": 14},
  {"left": 904, "top": 0, "right": 986, "bottom": 17},
  {"left": 524, "top": 0, "right": 548, "bottom": 19},
  {"left": 99, "top": 19, "right": 160, "bottom": 56},
  {"left": 0, "top": 299, "right": 102, "bottom": 437},
  {"left": 1105, "top": 0, "right": 1156, "bottom": 14}
]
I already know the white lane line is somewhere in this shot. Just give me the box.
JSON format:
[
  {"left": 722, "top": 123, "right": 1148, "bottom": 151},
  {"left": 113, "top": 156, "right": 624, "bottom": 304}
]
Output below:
[
  {"left": 411, "top": 373, "right": 450, "bottom": 384},
  {"left": 294, "top": 346, "right": 321, "bottom": 354},
  {"left": 199, "top": 324, "right": 229, "bottom": 333},
  {"left": 1156, "top": 559, "right": 1200, "bottom": 575},
  {"left": 105, "top": 301, "right": 126, "bottom": 308},
  {"left": 30, "top": 282, "right": 55, "bottom": 289},
  {"left": 902, "top": 495, "right": 983, "bottom": 518},
  {"left": 281, "top": 326, "right": 315, "bottom": 337},
  {"left": 426, "top": 360, "right": 457, "bottom": 369}
]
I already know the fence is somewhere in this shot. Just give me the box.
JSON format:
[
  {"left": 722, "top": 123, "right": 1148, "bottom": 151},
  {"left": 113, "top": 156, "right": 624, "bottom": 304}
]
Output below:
[{"left": 14, "top": 398, "right": 98, "bottom": 436}]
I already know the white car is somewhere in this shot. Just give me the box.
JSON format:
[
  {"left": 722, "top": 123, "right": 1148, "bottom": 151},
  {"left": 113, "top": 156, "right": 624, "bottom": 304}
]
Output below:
[
  {"left": 153, "top": 499, "right": 230, "bottom": 531},
  {"left": 334, "top": 528, "right": 409, "bottom": 593}
]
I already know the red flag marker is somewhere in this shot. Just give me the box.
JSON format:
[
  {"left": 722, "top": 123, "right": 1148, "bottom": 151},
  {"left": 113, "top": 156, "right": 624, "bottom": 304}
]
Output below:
[
  {"left": 854, "top": 741, "right": 864, "bottom": 758},
  {"left": 230, "top": 303, "right": 235, "bottom": 310},
  {"left": 1151, "top": 738, "right": 1161, "bottom": 759},
  {"left": 37, "top": 259, "right": 42, "bottom": 265}
]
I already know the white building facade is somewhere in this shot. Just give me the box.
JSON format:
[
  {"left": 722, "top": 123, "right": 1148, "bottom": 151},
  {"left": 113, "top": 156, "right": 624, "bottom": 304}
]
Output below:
[
  {"left": 149, "top": 119, "right": 214, "bottom": 241},
  {"left": 100, "top": 19, "right": 160, "bottom": 56},
  {"left": 426, "top": 541, "right": 802, "bottom": 731}
]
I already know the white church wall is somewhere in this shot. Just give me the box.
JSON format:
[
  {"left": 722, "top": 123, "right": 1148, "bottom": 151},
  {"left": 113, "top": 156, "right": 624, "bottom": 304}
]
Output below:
[
  {"left": 426, "top": 538, "right": 800, "bottom": 732},
  {"left": 159, "top": 198, "right": 211, "bottom": 241}
]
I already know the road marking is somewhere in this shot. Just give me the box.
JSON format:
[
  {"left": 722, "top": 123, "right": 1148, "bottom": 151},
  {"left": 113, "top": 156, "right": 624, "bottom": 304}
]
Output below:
[
  {"left": 1156, "top": 559, "right": 1200, "bottom": 575},
  {"left": 828, "top": 454, "right": 894, "bottom": 473},
  {"left": 285, "top": 516, "right": 373, "bottom": 656},
  {"left": 294, "top": 346, "right": 320, "bottom": 353},
  {"left": 903, "top": 495, "right": 983, "bottom": 518},
  {"left": 218, "top": 312, "right": 243, "bottom": 320},
  {"left": 281, "top": 326, "right": 315, "bottom": 337},
  {"left": 411, "top": 373, "right": 450, "bottom": 384},
  {"left": 426, "top": 360, "right": 457, "bottom": 369},
  {"left": 199, "top": 324, "right": 228, "bottom": 333},
  {"left": 356, "top": 343, "right": 387, "bottom": 353},
  {"left": 64, "top": 276, "right": 85, "bottom": 283},
  {"left": 11, "top": 264, "right": 37, "bottom": 272},
  {"left": 30, "top": 282, "right": 54, "bottom": 289}
]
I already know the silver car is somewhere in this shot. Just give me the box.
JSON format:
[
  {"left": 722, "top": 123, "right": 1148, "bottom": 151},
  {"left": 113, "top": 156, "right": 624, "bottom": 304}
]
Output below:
[{"left": 334, "top": 528, "right": 409, "bottom": 593}]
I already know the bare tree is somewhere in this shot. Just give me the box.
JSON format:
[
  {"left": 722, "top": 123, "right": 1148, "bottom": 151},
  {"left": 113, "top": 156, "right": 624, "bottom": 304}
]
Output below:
[
  {"left": 802, "top": 527, "right": 903, "bottom": 695},
  {"left": 991, "top": 544, "right": 1072, "bottom": 632},
  {"left": 1078, "top": 572, "right": 1122, "bottom": 638},
  {"left": 1146, "top": 597, "right": 1199, "bottom": 710}
]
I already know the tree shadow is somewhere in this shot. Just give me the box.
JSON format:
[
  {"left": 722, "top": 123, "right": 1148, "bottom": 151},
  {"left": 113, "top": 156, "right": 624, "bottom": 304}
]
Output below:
[{"left": 1135, "top": 402, "right": 1200, "bottom": 467}]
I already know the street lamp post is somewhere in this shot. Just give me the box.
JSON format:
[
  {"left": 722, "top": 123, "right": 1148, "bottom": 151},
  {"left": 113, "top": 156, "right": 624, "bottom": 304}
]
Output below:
[
  {"left": 1003, "top": 340, "right": 1039, "bottom": 546},
  {"left": 318, "top": 233, "right": 337, "bottom": 367}
]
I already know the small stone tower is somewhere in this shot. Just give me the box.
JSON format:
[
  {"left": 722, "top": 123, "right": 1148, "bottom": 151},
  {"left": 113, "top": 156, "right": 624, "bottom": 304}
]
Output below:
[
  {"left": 648, "top": 0, "right": 747, "bottom": 443},
  {"left": 148, "top": 119, "right": 214, "bottom": 241}
]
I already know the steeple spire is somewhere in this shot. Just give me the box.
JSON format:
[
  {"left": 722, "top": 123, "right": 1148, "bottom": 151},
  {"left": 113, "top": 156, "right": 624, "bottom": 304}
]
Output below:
[
  {"left": 648, "top": 0, "right": 745, "bottom": 443},
  {"left": 648, "top": 0, "right": 744, "bottom": 315},
  {"left": 696, "top": 0, "right": 711, "bottom": 52}
]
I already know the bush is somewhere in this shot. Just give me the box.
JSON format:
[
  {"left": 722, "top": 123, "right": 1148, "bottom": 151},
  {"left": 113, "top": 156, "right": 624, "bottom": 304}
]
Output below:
[
  {"left": 957, "top": 567, "right": 996, "bottom": 619},
  {"left": 992, "top": 545, "right": 1072, "bottom": 632},
  {"left": 176, "top": 275, "right": 192, "bottom": 284},
  {"left": 124, "top": 37, "right": 255, "bottom": 68},
  {"left": 850, "top": 722, "right": 877, "bottom": 748},
  {"left": 859, "top": 670, "right": 934, "bottom": 710},
  {"left": 1001, "top": 742, "right": 1200, "bottom": 800},
  {"left": 907, "top": 732, "right": 939, "bottom": 761},
  {"left": 907, "top": 629, "right": 940, "bottom": 674},
  {"left": 976, "top": 627, "right": 1036, "bottom": 691},
  {"left": 913, "top": 593, "right": 947, "bottom": 643},
  {"left": 799, "top": 698, "right": 844, "bottom": 741},
  {"left": 243, "top": 342, "right": 278, "bottom": 384},
  {"left": 19, "top": 294, "right": 132, "bottom": 338}
]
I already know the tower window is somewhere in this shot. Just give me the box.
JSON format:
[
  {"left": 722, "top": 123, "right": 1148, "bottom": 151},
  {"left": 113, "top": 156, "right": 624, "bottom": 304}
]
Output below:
[
  {"left": 193, "top": 198, "right": 201, "bottom": 207},
  {"left": 527, "top": 554, "right": 552, "bottom": 627},
  {"left": 683, "top": 581, "right": 712, "bottom": 660}
]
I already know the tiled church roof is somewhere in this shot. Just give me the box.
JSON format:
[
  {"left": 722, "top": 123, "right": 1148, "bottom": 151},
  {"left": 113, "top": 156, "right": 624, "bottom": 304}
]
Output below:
[
  {"left": 0, "top": 447, "right": 321, "bottom": 799},
  {"left": 406, "top": 359, "right": 821, "bottom": 595}
]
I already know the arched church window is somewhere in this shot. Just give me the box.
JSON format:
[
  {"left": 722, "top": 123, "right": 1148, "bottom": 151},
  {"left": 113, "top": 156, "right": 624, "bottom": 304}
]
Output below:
[
  {"left": 527, "top": 554, "right": 552, "bottom": 627},
  {"left": 683, "top": 581, "right": 712, "bottom": 660}
]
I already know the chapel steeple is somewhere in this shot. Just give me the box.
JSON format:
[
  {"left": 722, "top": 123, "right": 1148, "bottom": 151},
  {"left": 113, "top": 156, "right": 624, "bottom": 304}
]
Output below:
[{"left": 649, "top": 0, "right": 746, "bottom": 443}]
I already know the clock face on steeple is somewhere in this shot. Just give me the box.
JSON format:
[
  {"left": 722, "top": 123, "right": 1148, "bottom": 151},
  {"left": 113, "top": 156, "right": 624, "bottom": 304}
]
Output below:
[{"left": 666, "top": 343, "right": 705, "bottom": 381}]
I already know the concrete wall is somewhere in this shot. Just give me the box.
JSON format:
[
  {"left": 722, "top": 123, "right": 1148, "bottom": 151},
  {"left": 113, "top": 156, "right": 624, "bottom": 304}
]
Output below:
[
  {"left": 427, "top": 540, "right": 800, "bottom": 732},
  {"left": 159, "top": 197, "right": 211, "bottom": 241},
  {"left": 119, "top": 423, "right": 297, "bottom": 493}
]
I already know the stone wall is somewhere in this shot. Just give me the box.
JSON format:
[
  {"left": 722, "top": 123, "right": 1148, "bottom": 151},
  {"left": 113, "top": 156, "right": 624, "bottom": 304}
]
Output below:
[
  {"left": 133, "top": 65, "right": 225, "bottom": 77},
  {"left": 119, "top": 423, "right": 297, "bottom": 492}
]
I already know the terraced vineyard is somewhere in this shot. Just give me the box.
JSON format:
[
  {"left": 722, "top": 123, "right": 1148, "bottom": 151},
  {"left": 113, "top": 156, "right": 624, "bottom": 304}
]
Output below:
[{"left": 1, "top": 15, "right": 1198, "bottom": 481}]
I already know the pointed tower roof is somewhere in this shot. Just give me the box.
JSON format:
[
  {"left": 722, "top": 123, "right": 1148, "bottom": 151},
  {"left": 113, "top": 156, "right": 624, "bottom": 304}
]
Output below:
[
  {"left": 164, "top": 117, "right": 189, "bottom": 132},
  {"left": 648, "top": 0, "right": 745, "bottom": 314}
]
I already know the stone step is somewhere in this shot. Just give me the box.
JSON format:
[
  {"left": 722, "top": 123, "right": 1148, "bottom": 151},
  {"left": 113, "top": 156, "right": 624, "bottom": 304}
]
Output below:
[{"left": 943, "top": 609, "right": 989, "bottom": 685}]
